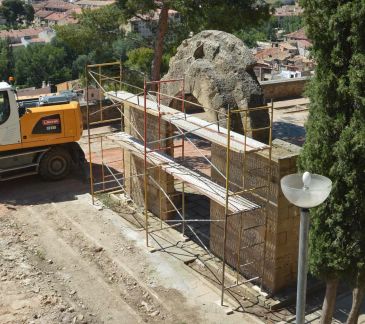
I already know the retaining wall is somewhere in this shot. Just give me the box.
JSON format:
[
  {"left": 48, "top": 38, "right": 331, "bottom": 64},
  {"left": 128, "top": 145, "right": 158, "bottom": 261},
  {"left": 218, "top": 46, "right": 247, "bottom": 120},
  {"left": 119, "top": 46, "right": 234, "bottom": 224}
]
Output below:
[{"left": 260, "top": 77, "right": 309, "bottom": 101}]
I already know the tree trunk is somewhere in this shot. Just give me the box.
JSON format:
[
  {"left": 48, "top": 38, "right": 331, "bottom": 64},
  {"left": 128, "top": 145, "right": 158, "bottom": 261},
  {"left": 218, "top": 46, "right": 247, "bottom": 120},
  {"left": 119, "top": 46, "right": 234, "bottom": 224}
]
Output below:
[
  {"left": 347, "top": 272, "right": 365, "bottom": 324},
  {"left": 321, "top": 277, "right": 339, "bottom": 324},
  {"left": 151, "top": 2, "right": 169, "bottom": 86}
]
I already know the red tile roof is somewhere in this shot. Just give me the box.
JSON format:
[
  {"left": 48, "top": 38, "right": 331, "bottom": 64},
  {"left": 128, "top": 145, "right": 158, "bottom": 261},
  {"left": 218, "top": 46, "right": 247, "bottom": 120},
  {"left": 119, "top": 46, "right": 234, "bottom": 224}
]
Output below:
[
  {"left": 297, "top": 39, "right": 312, "bottom": 48},
  {"left": 0, "top": 27, "right": 46, "bottom": 40},
  {"left": 35, "top": 9, "right": 53, "bottom": 18},
  {"left": 35, "top": 0, "right": 80, "bottom": 11},
  {"left": 45, "top": 12, "right": 67, "bottom": 21},
  {"left": 285, "top": 28, "right": 308, "bottom": 41},
  {"left": 274, "top": 5, "right": 304, "bottom": 17},
  {"left": 255, "top": 47, "right": 292, "bottom": 62}
]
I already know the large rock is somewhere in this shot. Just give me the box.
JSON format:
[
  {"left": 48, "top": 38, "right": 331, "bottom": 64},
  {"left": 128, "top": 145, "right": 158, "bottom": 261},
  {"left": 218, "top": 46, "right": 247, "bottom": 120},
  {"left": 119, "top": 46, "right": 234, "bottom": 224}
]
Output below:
[{"left": 161, "top": 30, "right": 269, "bottom": 142}]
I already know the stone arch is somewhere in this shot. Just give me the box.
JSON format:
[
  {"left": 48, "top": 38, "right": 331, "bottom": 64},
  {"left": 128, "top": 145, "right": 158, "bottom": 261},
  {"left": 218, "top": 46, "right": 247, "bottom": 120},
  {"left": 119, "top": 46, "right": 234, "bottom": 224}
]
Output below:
[
  {"left": 169, "top": 92, "right": 205, "bottom": 114},
  {"left": 161, "top": 30, "right": 269, "bottom": 143}
]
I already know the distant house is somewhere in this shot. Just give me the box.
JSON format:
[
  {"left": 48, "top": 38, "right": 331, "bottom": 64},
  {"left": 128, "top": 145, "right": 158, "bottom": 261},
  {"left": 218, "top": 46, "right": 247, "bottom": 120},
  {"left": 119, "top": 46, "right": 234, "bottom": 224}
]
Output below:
[
  {"left": 0, "top": 27, "right": 44, "bottom": 44},
  {"left": 296, "top": 39, "right": 312, "bottom": 57},
  {"left": 34, "top": 10, "right": 53, "bottom": 26},
  {"left": 279, "top": 42, "right": 299, "bottom": 55},
  {"left": 56, "top": 79, "right": 82, "bottom": 92},
  {"left": 255, "top": 47, "right": 292, "bottom": 70},
  {"left": 287, "top": 55, "right": 314, "bottom": 71},
  {"left": 254, "top": 33, "right": 315, "bottom": 81},
  {"left": 41, "top": 0, "right": 79, "bottom": 13},
  {"left": 124, "top": 9, "right": 181, "bottom": 39},
  {"left": 274, "top": 4, "right": 304, "bottom": 19},
  {"left": 279, "top": 69, "right": 309, "bottom": 79},
  {"left": 0, "top": 27, "right": 55, "bottom": 47},
  {"left": 284, "top": 28, "right": 312, "bottom": 58},
  {"left": 17, "top": 86, "right": 52, "bottom": 99},
  {"left": 33, "top": 0, "right": 81, "bottom": 26},
  {"left": 253, "top": 62, "right": 273, "bottom": 81},
  {"left": 55, "top": 80, "right": 104, "bottom": 103},
  {"left": 75, "top": 0, "right": 115, "bottom": 9},
  {"left": 284, "top": 28, "right": 309, "bottom": 42},
  {"left": 42, "top": 10, "right": 79, "bottom": 26}
]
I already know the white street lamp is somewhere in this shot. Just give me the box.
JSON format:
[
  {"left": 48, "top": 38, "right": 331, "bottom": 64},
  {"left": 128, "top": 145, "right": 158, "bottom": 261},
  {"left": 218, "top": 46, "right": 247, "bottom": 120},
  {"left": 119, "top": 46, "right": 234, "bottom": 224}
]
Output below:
[{"left": 281, "top": 172, "right": 332, "bottom": 324}]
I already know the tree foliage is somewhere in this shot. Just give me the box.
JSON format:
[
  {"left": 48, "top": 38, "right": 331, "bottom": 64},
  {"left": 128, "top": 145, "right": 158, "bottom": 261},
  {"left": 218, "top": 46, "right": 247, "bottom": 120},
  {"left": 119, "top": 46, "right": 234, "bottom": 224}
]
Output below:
[
  {"left": 0, "top": 38, "right": 14, "bottom": 81},
  {"left": 112, "top": 32, "right": 147, "bottom": 61},
  {"left": 235, "top": 28, "right": 268, "bottom": 48},
  {"left": 125, "top": 47, "right": 154, "bottom": 76},
  {"left": 117, "top": 0, "right": 271, "bottom": 80},
  {"left": 9, "top": 1, "right": 274, "bottom": 88},
  {"left": 14, "top": 44, "right": 72, "bottom": 88},
  {"left": 234, "top": 16, "right": 303, "bottom": 48},
  {"left": 298, "top": 0, "right": 365, "bottom": 321},
  {"left": 55, "top": 5, "right": 124, "bottom": 60},
  {"left": 276, "top": 15, "right": 303, "bottom": 33},
  {"left": 0, "top": 0, "right": 34, "bottom": 27},
  {"left": 54, "top": 4, "right": 127, "bottom": 81},
  {"left": 123, "top": 46, "right": 170, "bottom": 77}
]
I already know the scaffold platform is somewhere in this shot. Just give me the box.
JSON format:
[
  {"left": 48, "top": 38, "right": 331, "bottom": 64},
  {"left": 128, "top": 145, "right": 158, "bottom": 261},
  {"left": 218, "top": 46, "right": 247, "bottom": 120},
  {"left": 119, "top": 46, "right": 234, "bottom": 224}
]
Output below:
[
  {"left": 108, "top": 132, "right": 259, "bottom": 213},
  {"left": 107, "top": 91, "right": 269, "bottom": 154}
]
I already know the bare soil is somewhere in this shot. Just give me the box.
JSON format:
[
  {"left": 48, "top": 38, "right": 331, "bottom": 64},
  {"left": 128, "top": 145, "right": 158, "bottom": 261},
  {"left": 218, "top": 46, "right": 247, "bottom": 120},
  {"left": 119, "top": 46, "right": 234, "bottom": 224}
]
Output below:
[{"left": 0, "top": 174, "right": 262, "bottom": 324}]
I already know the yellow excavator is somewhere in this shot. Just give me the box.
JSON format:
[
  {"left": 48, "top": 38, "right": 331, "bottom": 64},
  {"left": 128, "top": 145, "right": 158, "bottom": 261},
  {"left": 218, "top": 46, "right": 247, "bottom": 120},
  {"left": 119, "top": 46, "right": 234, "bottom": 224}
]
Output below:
[{"left": 0, "top": 81, "right": 85, "bottom": 181}]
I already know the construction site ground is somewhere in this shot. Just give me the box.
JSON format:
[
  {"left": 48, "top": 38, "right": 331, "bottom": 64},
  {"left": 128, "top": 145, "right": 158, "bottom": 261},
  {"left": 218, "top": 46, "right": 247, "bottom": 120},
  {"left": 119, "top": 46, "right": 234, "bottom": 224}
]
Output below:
[
  {"left": 1, "top": 118, "right": 364, "bottom": 324},
  {"left": 0, "top": 171, "right": 266, "bottom": 324}
]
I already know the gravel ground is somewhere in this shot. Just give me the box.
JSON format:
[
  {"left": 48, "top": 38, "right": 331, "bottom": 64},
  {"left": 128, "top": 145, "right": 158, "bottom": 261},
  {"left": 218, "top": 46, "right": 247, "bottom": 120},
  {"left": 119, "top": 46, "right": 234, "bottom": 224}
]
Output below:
[{"left": 0, "top": 174, "right": 263, "bottom": 324}]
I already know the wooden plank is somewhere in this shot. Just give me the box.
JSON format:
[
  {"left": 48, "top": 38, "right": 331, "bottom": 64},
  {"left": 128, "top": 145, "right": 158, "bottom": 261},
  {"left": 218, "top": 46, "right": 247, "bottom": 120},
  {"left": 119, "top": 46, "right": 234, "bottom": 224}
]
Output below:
[
  {"left": 108, "top": 132, "right": 260, "bottom": 213},
  {"left": 107, "top": 91, "right": 269, "bottom": 154}
]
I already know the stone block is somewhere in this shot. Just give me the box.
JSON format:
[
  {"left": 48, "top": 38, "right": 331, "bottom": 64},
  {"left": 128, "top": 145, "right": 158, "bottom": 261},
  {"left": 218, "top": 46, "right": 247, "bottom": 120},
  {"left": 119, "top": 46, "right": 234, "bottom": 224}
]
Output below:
[
  {"left": 210, "top": 141, "right": 300, "bottom": 294},
  {"left": 123, "top": 103, "right": 178, "bottom": 221}
]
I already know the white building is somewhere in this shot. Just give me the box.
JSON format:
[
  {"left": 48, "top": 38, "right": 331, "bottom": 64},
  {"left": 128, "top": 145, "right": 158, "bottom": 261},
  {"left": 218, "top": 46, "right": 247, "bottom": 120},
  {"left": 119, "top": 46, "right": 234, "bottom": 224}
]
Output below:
[{"left": 124, "top": 9, "right": 181, "bottom": 39}]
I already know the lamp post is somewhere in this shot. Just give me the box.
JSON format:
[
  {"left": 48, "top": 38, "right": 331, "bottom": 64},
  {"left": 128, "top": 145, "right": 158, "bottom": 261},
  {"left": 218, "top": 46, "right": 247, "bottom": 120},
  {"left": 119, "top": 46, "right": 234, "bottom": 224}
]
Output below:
[{"left": 281, "top": 172, "right": 332, "bottom": 324}]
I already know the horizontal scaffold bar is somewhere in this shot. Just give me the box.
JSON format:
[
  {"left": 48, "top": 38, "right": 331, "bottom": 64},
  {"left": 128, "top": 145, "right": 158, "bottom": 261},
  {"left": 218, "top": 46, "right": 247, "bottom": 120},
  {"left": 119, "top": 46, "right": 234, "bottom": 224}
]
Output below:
[{"left": 108, "top": 132, "right": 260, "bottom": 213}]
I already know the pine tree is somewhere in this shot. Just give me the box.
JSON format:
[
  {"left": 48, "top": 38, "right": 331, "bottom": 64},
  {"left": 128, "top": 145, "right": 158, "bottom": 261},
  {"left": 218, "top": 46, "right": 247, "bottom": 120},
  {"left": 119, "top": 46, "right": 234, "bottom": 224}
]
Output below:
[
  {"left": 117, "top": 0, "right": 271, "bottom": 82},
  {"left": 299, "top": 1, "right": 365, "bottom": 323}
]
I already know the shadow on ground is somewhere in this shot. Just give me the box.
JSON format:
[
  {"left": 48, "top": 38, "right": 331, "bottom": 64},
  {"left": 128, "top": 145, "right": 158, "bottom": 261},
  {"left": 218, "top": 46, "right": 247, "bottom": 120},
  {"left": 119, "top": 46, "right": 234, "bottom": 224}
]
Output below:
[
  {"left": 0, "top": 163, "right": 121, "bottom": 207},
  {"left": 273, "top": 121, "right": 306, "bottom": 146}
]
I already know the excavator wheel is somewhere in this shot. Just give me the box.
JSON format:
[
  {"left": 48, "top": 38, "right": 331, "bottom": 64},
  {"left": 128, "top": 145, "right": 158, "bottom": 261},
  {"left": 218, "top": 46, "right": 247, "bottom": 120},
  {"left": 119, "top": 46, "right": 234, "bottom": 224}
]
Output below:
[{"left": 39, "top": 147, "right": 72, "bottom": 181}]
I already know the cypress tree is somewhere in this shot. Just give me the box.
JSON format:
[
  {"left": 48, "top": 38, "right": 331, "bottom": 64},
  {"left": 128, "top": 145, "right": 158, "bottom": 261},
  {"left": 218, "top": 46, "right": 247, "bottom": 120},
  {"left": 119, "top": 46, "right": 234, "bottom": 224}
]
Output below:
[{"left": 299, "top": 1, "right": 365, "bottom": 323}]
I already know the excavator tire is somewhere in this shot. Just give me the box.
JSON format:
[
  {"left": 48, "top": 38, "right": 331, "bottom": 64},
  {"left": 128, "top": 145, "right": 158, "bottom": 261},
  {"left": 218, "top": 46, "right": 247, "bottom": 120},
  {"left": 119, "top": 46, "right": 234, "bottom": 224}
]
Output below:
[{"left": 39, "top": 146, "right": 72, "bottom": 181}]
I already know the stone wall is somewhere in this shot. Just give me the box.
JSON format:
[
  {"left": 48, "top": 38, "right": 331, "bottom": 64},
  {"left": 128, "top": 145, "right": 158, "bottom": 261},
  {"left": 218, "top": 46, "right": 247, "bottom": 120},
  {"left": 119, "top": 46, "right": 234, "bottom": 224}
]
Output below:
[
  {"left": 210, "top": 139, "right": 300, "bottom": 293},
  {"left": 260, "top": 77, "right": 309, "bottom": 101},
  {"left": 123, "top": 102, "right": 177, "bottom": 220}
]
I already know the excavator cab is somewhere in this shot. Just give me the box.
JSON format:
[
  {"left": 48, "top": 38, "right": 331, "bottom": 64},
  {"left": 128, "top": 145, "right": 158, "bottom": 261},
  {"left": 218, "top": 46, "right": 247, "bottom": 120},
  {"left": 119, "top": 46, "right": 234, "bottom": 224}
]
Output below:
[
  {"left": 0, "top": 91, "right": 10, "bottom": 122},
  {"left": 0, "top": 82, "right": 85, "bottom": 181},
  {"left": 0, "top": 84, "right": 21, "bottom": 146}
]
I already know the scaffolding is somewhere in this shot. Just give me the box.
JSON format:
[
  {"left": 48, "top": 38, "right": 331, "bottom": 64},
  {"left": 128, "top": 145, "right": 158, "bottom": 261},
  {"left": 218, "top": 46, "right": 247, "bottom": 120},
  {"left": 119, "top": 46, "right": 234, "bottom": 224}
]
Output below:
[
  {"left": 86, "top": 62, "right": 273, "bottom": 306},
  {"left": 85, "top": 62, "right": 124, "bottom": 202}
]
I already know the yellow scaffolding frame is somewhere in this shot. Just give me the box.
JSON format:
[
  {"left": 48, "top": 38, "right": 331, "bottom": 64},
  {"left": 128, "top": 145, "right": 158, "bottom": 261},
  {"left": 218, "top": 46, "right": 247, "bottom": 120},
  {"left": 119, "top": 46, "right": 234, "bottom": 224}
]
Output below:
[
  {"left": 86, "top": 62, "right": 274, "bottom": 307},
  {"left": 221, "top": 104, "right": 273, "bottom": 304}
]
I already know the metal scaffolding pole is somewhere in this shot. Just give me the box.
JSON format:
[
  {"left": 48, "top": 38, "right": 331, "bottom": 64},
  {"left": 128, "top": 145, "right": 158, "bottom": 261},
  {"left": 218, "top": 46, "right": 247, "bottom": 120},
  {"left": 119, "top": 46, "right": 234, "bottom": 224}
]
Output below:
[{"left": 86, "top": 61, "right": 274, "bottom": 310}]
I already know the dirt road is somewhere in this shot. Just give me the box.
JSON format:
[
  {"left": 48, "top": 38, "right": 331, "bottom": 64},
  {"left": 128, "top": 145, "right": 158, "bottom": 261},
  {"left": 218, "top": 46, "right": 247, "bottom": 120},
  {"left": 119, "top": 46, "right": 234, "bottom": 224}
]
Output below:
[{"left": 0, "top": 174, "right": 263, "bottom": 324}]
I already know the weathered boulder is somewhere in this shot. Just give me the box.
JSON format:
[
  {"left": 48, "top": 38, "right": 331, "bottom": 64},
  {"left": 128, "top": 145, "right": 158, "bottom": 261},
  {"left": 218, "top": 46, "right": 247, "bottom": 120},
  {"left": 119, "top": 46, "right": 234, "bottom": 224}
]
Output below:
[{"left": 161, "top": 30, "right": 269, "bottom": 142}]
